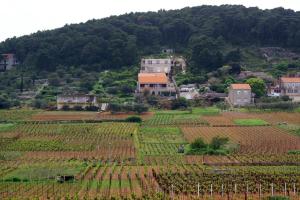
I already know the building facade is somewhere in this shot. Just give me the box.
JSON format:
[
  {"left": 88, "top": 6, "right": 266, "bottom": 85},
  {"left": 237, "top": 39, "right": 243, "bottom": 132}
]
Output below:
[
  {"left": 280, "top": 77, "right": 300, "bottom": 102},
  {"left": 0, "top": 54, "right": 18, "bottom": 71},
  {"left": 140, "top": 58, "right": 172, "bottom": 75},
  {"left": 137, "top": 73, "right": 176, "bottom": 96},
  {"left": 57, "top": 95, "right": 98, "bottom": 110},
  {"left": 228, "top": 84, "right": 252, "bottom": 106}
]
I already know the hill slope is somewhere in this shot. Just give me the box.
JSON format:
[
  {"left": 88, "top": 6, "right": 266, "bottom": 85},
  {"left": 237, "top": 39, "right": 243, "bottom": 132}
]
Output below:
[
  {"left": 1, "top": 5, "right": 300, "bottom": 108},
  {"left": 1, "top": 5, "right": 300, "bottom": 72}
]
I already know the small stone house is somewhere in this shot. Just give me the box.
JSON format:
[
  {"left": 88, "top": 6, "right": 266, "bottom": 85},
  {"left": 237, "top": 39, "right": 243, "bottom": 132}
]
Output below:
[
  {"left": 57, "top": 94, "right": 98, "bottom": 110},
  {"left": 137, "top": 73, "right": 176, "bottom": 96},
  {"left": 0, "top": 54, "right": 18, "bottom": 71},
  {"left": 228, "top": 84, "right": 252, "bottom": 106},
  {"left": 280, "top": 77, "right": 300, "bottom": 102}
]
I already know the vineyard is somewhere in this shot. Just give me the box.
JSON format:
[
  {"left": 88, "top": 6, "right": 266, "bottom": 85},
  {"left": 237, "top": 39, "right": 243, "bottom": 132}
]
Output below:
[{"left": 0, "top": 108, "right": 300, "bottom": 199}]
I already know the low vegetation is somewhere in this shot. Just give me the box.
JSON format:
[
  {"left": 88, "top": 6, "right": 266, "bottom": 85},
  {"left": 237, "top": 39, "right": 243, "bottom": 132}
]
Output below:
[
  {"left": 234, "top": 119, "right": 269, "bottom": 126},
  {"left": 186, "top": 136, "right": 232, "bottom": 155}
]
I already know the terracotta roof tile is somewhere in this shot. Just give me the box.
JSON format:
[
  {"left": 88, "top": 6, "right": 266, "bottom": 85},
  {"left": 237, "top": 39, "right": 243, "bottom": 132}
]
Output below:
[
  {"left": 280, "top": 77, "right": 300, "bottom": 83},
  {"left": 230, "top": 84, "right": 251, "bottom": 90},
  {"left": 138, "top": 73, "right": 168, "bottom": 84}
]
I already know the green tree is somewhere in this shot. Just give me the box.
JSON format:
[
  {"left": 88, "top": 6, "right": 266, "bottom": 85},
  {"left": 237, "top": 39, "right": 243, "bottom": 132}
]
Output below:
[
  {"left": 171, "top": 97, "right": 190, "bottom": 110},
  {"left": 190, "top": 138, "right": 207, "bottom": 149},
  {"left": 133, "top": 103, "right": 148, "bottom": 114},
  {"left": 210, "top": 136, "right": 229, "bottom": 150},
  {"left": 246, "top": 78, "right": 266, "bottom": 98},
  {"left": 0, "top": 95, "right": 11, "bottom": 109}
]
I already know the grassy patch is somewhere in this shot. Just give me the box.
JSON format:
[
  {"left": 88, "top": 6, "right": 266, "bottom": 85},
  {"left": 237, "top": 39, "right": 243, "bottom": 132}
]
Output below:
[
  {"left": 278, "top": 124, "right": 300, "bottom": 137},
  {"left": 0, "top": 123, "right": 15, "bottom": 132},
  {"left": 139, "top": 126, "right": 187, "bottom": 156},
  {"left": 5, "top": 139, "right": 93, "bottom": 151},
  {"left": 144, "top": 113, "right": 207, "bottom": 125},
  {"left": 0, "top": 110, "right": 41, "bottom": 121},
  {"left": 139, "top": 127, "right": 185, "bottom": 143},
  {"left": 0, "top": 151, "right": 23, "bottom": 161},
  {"left": 234, "top": 119, "right": 268, "bottom": 126},
  {"left": 192, "top": 107, "right": 220, "bottom": 115},
  {"left": 4, "top": 162, "right": 84, "bottom": 181}
]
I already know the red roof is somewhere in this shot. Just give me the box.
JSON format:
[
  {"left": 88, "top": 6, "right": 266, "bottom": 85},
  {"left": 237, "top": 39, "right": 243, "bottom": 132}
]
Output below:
[
  {"left": 280, "top": 77, "right": 300, "bottom": 83},
  {"left": 230, "top": 84, "right": 251, "bottom": 90},
  {"left": 138, "top": 73, "right": 168, "bottom": 84}
]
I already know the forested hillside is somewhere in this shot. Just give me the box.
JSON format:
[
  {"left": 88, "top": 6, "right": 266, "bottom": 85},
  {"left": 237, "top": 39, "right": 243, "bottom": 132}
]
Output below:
[
  {"left": 1, "top": 5, "right": 300, "bottom": 72},
  {"left": 1, "top": 5, "right": 300, "bottom": 108}
]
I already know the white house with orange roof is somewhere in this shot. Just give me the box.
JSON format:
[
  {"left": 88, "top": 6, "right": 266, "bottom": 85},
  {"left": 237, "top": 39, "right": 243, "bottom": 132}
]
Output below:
[
  {"left": 228, "top": 83, "right": 252, "bottom": 106},
  {"left": 280, "top": 77, "right": 300, "bottom": 102},
  {"left": 137, "top": 73, "right": 176, "bottom": 96}
]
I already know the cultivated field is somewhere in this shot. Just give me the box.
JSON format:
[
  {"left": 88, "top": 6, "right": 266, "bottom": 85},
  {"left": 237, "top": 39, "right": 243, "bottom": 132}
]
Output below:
[{"left": 0, "top": 108, "right": 300, "bottom": 199}]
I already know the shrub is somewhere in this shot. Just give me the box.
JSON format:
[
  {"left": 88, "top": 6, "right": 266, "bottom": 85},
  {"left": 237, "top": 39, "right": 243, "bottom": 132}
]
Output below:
[
  {"left": 0, "top": 95, "right": 11, "bottom": 109},
  {"left": 288, "top": 150, "right": 300, "bottom": 155},
  {"left": 125, "top": 116, "right": 142, "bottom": 123},
  {"left": 133, "top": 103, "right": 148, "bottom": 114},
  {"left": 85, "top": 106, "right": 99, "bottom": 111},
  {"left": 109, "top": 103, "right": 148, "bottom": 114},
  {"left": 31, "top": 99, "right": 48, "bottom": 109},
  {"left": 74, "top": 105, "right": 83, "bottom": 111},
  {"left": 61, "top": 105, "right": 70, "bottom": 111},
  {"left": 109, "top": 103, "right": 122, "bottom": 113},
  {"left": 210, "top": 136, "right": 229, "bottom": 150},
  {"left": 190, "top": 138, "right": 207, "bottom": 149},
  {"left": 171, "top": 97, "right": 190, "bottom": 110}
]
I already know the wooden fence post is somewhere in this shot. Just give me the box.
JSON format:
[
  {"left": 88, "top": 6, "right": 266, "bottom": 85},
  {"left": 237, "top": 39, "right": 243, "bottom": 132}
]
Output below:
[
  {"left": 221, "top": 184, "right": 224, "bottom": 197},
  {"left": 284, "top": 182, "right": 287, "bottom": 196},
  {"left": 197, "top": 183, "right": 200, "bottom": 197},
  {"left": 259, "top": 183, "right": 262, "bottom": 198},
  {"left": 235, "top": 184, "right": 237, "bottom": 194}
]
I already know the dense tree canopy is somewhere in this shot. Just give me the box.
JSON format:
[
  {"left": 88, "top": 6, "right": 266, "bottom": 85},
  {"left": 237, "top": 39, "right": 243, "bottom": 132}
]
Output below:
[{"left": 1, "top": 5, "right": 300, "bottom": 74}]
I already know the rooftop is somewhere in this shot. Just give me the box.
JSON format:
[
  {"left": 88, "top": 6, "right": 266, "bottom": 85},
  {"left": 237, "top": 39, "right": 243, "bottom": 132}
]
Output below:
[
  {"left": 138, "top": 73, "right": 168, "bottom": 84},
  {"left": 280, "top": 77, "right": 300, "bottom": 83},
  {"left": 230, "top": 84, "right": 251, "bottom": 90}
]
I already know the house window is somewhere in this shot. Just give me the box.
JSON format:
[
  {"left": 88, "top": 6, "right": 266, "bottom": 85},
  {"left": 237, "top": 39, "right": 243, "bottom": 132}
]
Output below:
[
  {"left": 294, "top": 89, "right": 298, "bottom": 93},
  {"left": 156, "top": 60, "right": 160, "bottom": 64},
  {"left": 149, "top": 84, "right": 154, "bottom": 87},
  {"left": 237, "top": 90, "right": 241, "bottom": 94},
  {"left": 288, "top": 89, "right": 293, "bottom": 93},
  {"left": 148, "top": 60, "right": 152, "bottom": 64},
  {"left": 140, "top": 84, "right": 145, "bottom": 88},
  {"left": 244, "top": 90, "right": 248, "bottom": 94}
]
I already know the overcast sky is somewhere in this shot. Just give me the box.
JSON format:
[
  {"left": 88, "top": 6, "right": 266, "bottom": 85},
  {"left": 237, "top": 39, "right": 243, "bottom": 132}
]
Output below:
[{"left": 1, "top": 0, "right": 299, "bottom": 42}]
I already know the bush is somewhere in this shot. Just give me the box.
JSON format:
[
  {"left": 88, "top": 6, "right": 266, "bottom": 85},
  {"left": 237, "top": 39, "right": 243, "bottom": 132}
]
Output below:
[
  {"left": 190, "top": 138, "right": 207, "bottom": 149},
  {"left": 171, "top": 97, "right": 189, "bottom": 110},
  {"left": 74, "top": 105, "right": 83, "bottom": 111},
  {"left": 0, "top": 95, "right": 11, "bottom": 109},
  {"left": 247, "top": 102, "right": 300, "bottom": 110},
  {"left": 125, "top": 116, "right": 142, "bottom": 123},
  {"left": 210, "top": 136, "right": 229, "bottom": 150},
  {"left": 133, "top": 103, "right": 148, "bottom": 114},
  {"left": 85, "top": 106, "right": 99, "bottom": 111},
  {"left": 31, "top": 99, "right": 48, "bottom": 109},
  {"left": 187, "top": 136, "right": 230, "bottom": 155},
  {"left": 61, "top": 105, "right": 70, "bottom": 111},
  {"left": 109, "top": 103, "right": 148, "bottom": 114}
]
